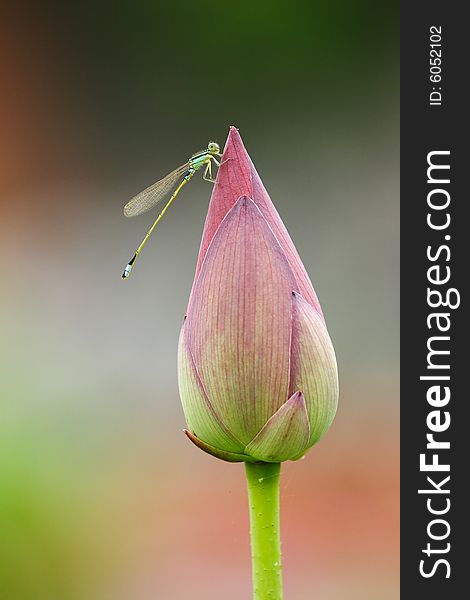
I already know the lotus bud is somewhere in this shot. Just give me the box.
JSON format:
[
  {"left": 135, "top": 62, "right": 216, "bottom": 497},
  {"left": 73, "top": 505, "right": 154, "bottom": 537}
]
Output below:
[{"left": 178, "top": 127, "right": 338, "bottom": 463}]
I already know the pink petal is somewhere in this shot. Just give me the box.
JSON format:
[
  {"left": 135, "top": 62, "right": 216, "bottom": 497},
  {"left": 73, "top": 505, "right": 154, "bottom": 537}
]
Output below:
[
  {"left": 245, "top": 391, "right": 310, "bottom": 462},
  {"left": 289, "top": 292, "right": 339, "bottom": 447},
  {"left": 193, "top": 126, "right": 324, "bottom": 319},
  {"left": 185, "top": 196, "right": 296, "bottom": 444}
]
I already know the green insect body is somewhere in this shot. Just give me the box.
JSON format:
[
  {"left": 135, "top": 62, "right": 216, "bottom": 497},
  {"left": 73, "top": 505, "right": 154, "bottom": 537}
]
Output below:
[{"left": 122, "top": 141, "right": 222, "bottom": 279}]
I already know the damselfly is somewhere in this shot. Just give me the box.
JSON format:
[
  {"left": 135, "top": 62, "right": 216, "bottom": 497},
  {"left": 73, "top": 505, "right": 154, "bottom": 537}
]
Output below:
[{"left": 122, "top": 141, "right": 222, "bottom": 278}]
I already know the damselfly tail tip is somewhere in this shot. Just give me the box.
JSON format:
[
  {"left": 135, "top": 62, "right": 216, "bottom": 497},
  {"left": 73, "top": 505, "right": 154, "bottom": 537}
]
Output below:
[
  {"left": 122, "top": 264, "right": 132, "bottom": 279},
  {"left": 122, "top": 254, "right": 137, "bottom": 279}
]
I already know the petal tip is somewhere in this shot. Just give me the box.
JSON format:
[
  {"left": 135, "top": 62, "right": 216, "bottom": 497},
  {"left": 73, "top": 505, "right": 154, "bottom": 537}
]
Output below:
[
  {"left": 244, "top": 391, "right": 310, "bottom": 463},
  {"left": 290, "top": 390, "right": 305, "bottom": 404},
  {"left": 224, "top": 126, "right": 248, "bottom": 156}
]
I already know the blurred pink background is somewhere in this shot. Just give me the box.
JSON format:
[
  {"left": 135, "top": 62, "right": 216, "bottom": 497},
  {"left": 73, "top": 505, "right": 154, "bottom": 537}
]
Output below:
[{"left": 1, "top": 3, "right": 398, "bottom": 599}]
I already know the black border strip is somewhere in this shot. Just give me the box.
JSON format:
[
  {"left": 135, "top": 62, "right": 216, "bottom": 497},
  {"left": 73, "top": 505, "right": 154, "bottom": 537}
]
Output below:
[{"left": 401, "top": 2, "right": 466, "bottom": 597}]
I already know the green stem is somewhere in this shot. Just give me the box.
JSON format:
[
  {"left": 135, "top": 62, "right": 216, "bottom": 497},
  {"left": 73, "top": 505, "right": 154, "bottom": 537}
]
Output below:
[{"left": 245, "top": 462, "right": 283, "bottom": 600}]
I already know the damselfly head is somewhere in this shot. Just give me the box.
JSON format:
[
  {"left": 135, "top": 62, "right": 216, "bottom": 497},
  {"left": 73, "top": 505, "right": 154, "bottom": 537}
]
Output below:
[{"left": 208, "top": 142, "right": 220, "bottom": 154}]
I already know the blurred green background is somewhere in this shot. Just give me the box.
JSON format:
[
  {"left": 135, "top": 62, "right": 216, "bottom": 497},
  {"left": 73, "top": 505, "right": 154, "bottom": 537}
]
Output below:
[{"left": 1, "top": 1, "right": 398, "bottom": 599}]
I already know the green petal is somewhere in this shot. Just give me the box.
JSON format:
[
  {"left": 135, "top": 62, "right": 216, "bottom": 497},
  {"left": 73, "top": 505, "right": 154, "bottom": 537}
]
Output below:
[
  {"left": 290, "top": 292, "right": 339, "bottom": 447},
  {"left": 184, "top": 430, "right": 258, "bottom": 463},
  {"left": 244, "top": 392, "right": 310, "bottom": 462},
  {"left": 178, "top": 324, "right": 244, "bottom": 453}
]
